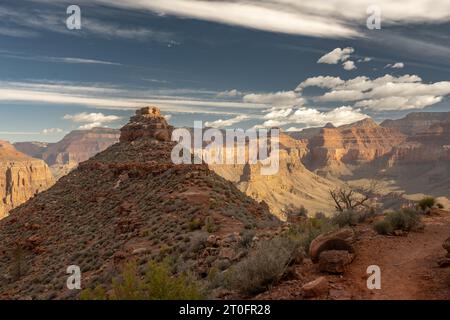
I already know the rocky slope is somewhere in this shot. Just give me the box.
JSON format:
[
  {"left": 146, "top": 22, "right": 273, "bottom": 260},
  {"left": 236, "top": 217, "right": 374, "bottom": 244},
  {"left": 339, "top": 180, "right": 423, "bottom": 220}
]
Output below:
[
  {"left": 15, "top": 128, "right": 120, "bottom": 179},
  {"left": 0, "top": 141, "right": 55, "bottom": 219},
  {"left": 0, "top": 107, "right": 276, "bottom": 300}
]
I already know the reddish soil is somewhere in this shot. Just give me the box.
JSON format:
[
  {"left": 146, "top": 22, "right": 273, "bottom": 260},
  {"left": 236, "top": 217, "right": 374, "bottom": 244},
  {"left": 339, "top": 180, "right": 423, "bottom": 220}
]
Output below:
[
  {"left": 342, "top": 212, "right": 450, "bottom": 300},
  {"left": 258, "top": 211, "right": 450, "bottom": 300}
]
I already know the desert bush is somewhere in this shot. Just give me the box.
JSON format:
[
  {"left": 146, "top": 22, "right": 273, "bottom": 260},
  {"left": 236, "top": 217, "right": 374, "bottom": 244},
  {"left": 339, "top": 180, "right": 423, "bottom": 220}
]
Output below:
[
  {"left": 188, "top": 218, "right": 204, "bottom": 231},
  {"left": 239, "top": 230, "right": 255, "bottom": 249},
  {"left": 80, "top": 261, "right": 203, "bottom": 300},
  {"left": 288, "top": 216, "right": 337, "bottom": 251},
  {"left": 331, "top": 210, "right": 359, "bottom": 227},
  {"left": 373, "top": 220, "right": 394, "bottom": 235},
  {"left": 204, "top": 216, "right": 218, "bottom": 233},
  {"left": 225, "top": 236, "right": 302, "bottom": 295},
  {"left": 373, "top": 209, "right": 421, "bottom": 234},
  {"left": 386, "top": 209, "right": 421, "bottom": 231},
  {"left": 188, "top": 232, "right": 208, "bottom": 254},
  {"left": 417, "top": 197, "right": 436, "bottom": 211}
]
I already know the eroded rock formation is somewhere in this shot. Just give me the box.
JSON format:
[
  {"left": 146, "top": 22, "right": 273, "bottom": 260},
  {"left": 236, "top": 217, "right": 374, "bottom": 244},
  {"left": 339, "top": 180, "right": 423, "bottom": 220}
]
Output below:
[
  {"left": 120, "top": 106, "right": 173, "bottom": 142},
  {"left": 0, "top": 140, "right": 54, "bottom": 219}
]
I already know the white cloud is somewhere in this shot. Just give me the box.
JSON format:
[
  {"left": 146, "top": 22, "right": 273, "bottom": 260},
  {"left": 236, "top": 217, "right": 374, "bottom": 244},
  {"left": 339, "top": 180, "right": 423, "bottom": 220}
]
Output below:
[
  {"left": 299, "top": 74, "right": 450, "bottom": 110},
  {"left": 0, "top": 80, "right": 269, "bottom": 114},
  {"left": 243, "top": 91, "right": 304, "bottom": 106},
  {"left": 358, "top": 57, "right": 372, "bottom": 63},
  {"left": 342, "top": 60, "right": 357, "bottom": 71},
  {"left": 205, "top": 115, "right": 249, "bottom": 128},
  {"left": 296, "top": 76, "right": 344, "bottom": 91},
  {"left": 41, "top": 128, "right": 63, "bottom": 135},
  {"left": 217, "top": 89, "right": 243, "bottom": 98},
  {"left": 63, "top": 112, "right": 121, "bottom": 124},
  {"left": 63, "top": 112, "right": 121, "bottom": 130},
  {"left": 317, "top": 47, "right": 354, "bottom": 64},
  {"left": 98, "top": 0, "right": 450, "bottom": 39},
  {"left": 263, "top": 107, "right": 294, "bottom": 120},
  {"left": 77, "top": 122, "right": 104, "bottom": 130},
  {"left": 354, "top": 96, "right": 443, "bottom": 110},
  {"left": 47, "top": 57, "right": 122, "bottom": 66},
  {"left": 259, "top": 106, "right": 369, "bottom": 128},
  {"left": 98, "top": 0, "right": 359, "bottom": 38},
  {"left": 385, "top": 62, "right": 405, "bottom": 69}
]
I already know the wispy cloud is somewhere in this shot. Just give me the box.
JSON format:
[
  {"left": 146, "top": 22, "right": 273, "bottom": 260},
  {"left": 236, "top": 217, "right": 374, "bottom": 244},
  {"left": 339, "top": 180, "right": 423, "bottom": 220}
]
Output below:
[
  {"left": 0, "top": 3, "right": 175, "bottom": 42},
  {"left": 205, "top": 115, "right": 249, "bottom": 128},
  {"left": 0, "top": 80, "right": 268, "bottom": 115},
  {"left": 96, "top": 0, "right": 450, "bottom": 38}
]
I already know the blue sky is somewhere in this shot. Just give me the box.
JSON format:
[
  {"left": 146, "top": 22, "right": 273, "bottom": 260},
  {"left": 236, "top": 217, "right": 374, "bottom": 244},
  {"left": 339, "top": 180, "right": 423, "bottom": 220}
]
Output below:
[{"left": 0, "top": 0, "right": 449, "bottom": 142}]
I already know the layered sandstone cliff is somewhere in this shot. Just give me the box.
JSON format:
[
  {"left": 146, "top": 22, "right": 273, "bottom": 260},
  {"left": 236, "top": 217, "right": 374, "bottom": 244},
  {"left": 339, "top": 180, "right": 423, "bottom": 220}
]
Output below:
[
  {"left": 305, "top": 118, "right": 406, "bottom": 176},
  {"left": 210, "top": 133, "right": 338, "bottom": 219},
  {"left": 15, "top": 128, "right": 120, "bottom": 179},
  {"left": 0, "top": 140, "right": 54, "bottom": 219}
]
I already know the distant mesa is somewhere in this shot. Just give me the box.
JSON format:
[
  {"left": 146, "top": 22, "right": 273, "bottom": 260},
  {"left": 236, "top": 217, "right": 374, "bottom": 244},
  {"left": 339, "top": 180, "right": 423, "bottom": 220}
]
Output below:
[{"left": 15, "top": 127, "right": 120, "bottom": 180}]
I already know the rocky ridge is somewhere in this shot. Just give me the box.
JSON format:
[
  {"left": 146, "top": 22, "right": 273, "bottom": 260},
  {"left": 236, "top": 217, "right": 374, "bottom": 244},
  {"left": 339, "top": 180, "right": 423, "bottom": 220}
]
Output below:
[{"left": 0, "top": 107, "right": 276, "bottom": 299}]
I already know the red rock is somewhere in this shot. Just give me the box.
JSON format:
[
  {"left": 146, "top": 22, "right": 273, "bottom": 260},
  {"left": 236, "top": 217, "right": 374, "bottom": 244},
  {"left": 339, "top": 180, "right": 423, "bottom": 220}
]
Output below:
[
  {"left": 309, "top": 228, "right": 355, "bottom": 263},
  {"left": 318, "top": 250, "right": 354, "bottom": 274},
  {"left": 302, "top": 276, "right": 328, "bottom": 298}
]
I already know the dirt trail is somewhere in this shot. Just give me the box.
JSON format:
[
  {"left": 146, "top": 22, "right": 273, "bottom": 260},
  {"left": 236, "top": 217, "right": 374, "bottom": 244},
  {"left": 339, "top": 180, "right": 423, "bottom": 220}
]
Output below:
[{"left": 343, "top": 213, "right": 450, "bottom": 300}]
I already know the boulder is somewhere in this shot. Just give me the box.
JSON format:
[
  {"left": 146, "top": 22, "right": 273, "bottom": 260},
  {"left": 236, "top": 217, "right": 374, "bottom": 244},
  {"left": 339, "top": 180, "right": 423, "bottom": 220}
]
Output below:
[
  {"left": 302, "top": 276, "right": 329, "bottom": 298},
  {"left": 318, "top": 250, "right": 354, "bottom": 274},
  {"left": 437, "top": 257, "right": 450, "bottom": 268},
  {"left": 443, "top": 236, "right": 450, "bottom": 253},
  {"left": 309, "top": 228, "right": 356, "bottom": 263}
]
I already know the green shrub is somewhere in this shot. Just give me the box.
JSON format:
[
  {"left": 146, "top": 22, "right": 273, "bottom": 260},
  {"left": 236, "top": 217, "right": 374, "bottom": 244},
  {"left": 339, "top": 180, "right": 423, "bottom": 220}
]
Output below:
[
  {"left": 373, "top": 220, "right": 393, "bottom": 235},
  {"left": 331, "top": 210, "right": 359, "bottom": 227},
  {"left": 80, "top": 261, "right": 203, "bottom": 300},
  {"left": 188, "top": 218, "right": 204, "bottom": 231},
  {"left": 373, "top": 209, "right": 421, "bottom": 235},
  {"left": 385, "top": 209, "right": 421, "bottom": 231},
  {"left": 417, "top": 197, "right": 436, "bottom": 211},
  {"left": 288, "top": 217, "right": 337, "bottom": 251},
  {"left": 204, "top": 216, "right": 218, "bottom": 233},
  {"left": 226, "top": 236, "right": 302, "bottom": 295},
  {"left": 239, "top": 230, "right": 256, "bottom": 249}
]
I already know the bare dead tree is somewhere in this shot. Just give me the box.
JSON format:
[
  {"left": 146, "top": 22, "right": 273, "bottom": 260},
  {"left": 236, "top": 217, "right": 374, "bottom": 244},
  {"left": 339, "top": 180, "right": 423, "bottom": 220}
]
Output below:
[{"left": 329, "top": 188, "right": 370, "bottom": 212}]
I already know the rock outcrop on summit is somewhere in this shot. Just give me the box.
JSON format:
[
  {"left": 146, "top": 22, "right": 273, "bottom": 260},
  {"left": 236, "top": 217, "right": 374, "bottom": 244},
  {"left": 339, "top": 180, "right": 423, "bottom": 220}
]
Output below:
[
  {"left": 120, "top": 107, "right": 173, "bottom": 143},
  {"left": 0, "top": 141, "right": 54, "bottom": 219}
]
